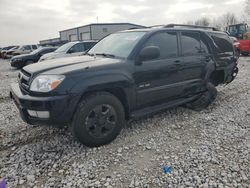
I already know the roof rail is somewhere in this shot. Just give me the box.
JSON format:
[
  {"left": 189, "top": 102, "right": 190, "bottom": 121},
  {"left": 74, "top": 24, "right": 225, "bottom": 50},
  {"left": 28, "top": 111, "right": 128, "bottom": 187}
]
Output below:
[
  {"left": 163, "top": 24, "right": 220, "bottom": 31},
  {"left": 148, "top": 25, "right": 166, "bottom": 28}
]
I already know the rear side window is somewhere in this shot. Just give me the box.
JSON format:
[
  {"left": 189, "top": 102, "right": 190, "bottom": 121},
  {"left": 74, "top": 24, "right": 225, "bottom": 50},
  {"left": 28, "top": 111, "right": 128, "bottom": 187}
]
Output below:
[
  {"left": 181, "top": 32, "right": 201, "bottom": 56},
  {"left": 143, "top": 32, "right": 178, "bottom": 59},
  {"left": 209, "top": 33, "right": 233, "bottom": 53}
]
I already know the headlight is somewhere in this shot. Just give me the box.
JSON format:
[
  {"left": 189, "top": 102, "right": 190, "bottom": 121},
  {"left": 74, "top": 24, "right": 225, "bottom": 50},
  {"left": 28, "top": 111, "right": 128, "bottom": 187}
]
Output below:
[{"left": 30, "top": 75, "right": 65, "bottom": 92}]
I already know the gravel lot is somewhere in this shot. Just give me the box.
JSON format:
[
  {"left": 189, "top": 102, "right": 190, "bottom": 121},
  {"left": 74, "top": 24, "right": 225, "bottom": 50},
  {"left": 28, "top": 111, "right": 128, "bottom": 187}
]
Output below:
[{"left": 0, "top": 58, "right": 249, "bottom": 188}]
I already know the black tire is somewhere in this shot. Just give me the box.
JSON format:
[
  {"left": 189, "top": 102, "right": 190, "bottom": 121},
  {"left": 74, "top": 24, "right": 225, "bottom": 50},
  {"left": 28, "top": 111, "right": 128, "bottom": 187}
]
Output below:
[
  {"left": 71, "top": 92, "right": 125, "bottom": 147},
  {"left": 186, "top": 83, "right": 217, "bottom": 111}
]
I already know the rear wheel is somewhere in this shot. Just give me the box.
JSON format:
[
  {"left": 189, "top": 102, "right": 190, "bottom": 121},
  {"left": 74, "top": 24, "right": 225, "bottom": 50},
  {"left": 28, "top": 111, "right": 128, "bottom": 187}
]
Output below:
[
  {"left": 186, "top": 83, "right": 217, "bottom": 111},
  {"left": 71, "top": 92, "right": 125, "bottom": 147}
]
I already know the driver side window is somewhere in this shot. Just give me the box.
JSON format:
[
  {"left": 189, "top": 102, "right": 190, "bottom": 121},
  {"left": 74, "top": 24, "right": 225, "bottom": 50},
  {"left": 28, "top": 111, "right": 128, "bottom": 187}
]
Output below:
[{"left": 143, "top": 32, "right": 178, "bottom": 59}]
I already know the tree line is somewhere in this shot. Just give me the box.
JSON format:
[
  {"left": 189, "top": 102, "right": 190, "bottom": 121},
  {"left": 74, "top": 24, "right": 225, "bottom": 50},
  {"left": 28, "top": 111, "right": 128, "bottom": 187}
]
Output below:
[{"left": 184, "top": 0, "right": 250, "bottom": 29}]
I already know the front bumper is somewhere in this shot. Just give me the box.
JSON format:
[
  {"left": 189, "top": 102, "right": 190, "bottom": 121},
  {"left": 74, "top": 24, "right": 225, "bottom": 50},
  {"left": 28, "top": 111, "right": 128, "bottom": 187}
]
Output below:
[
  {"left": 10, "top": 60, "right": 23, "bottom": 68},
  {"left": 10, "top": 83, "right": 81, "bottom": 125}
]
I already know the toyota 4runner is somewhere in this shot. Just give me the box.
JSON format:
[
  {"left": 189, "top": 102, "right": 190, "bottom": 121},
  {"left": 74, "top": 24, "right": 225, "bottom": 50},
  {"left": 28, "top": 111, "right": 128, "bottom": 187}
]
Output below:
[{"left": 10, "top": 24, "right": 239, "bottom": 147}]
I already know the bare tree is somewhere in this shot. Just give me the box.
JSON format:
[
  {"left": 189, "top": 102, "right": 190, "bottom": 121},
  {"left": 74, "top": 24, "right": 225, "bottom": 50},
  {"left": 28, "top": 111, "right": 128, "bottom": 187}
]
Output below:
[
  {"left": 242, "top": 0, "right": 250, "bottom": 23},
  {"left": 245, "top": 0, "right": 250, "bottom": 16},
  {"left": 212, "top": 12, "right": 239, "bottom": 30},
  {"left": 222, "top": 13, "right": 238, "bottom": 26}
]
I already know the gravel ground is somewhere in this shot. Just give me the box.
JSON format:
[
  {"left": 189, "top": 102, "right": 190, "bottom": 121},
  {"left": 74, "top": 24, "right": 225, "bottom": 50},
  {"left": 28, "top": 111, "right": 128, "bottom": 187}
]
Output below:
[{"left": 0, "top": 58, "right": 249, "bottom": 187}]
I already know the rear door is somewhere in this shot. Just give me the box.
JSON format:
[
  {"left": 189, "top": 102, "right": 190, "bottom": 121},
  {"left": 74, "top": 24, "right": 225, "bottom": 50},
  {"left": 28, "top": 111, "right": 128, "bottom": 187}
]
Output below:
[
  {"left": 134, "top": 31, "right": 184, "bottom": 107},
  {"left": 179, "top": 31, "right": 208, "bottom": 96}
]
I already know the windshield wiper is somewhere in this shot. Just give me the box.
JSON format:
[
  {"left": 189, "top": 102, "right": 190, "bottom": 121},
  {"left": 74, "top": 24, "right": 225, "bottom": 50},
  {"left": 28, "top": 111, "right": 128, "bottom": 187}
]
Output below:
[{"left": 95, "top": 53, "right": 116, "bottom": 58}]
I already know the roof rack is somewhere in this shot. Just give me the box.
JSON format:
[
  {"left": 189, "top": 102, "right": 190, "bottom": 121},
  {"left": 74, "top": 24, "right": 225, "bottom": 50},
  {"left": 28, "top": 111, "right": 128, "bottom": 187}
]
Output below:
[{"left": 163, "top": 24, "right": 220, "bottom": 31}]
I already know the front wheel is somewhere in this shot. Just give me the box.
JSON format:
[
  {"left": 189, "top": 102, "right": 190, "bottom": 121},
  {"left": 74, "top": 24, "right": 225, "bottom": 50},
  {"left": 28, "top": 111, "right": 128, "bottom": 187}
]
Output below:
[
  {"left": 71, "top": 92, "right": 125, "bottom": 147},
  {"left": 186, "top": 83, "right": 217, "bottom": 111}
]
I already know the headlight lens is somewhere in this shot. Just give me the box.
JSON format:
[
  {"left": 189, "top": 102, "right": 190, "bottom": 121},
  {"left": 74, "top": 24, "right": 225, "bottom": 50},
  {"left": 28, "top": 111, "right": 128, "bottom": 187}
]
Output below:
[{"left": 30, "top": 75, "right": 65, "bottom": 92}]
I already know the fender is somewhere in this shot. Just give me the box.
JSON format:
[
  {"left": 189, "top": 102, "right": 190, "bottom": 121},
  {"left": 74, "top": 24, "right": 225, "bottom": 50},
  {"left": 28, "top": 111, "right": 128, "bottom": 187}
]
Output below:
[{"left": 70, "top": 73, "right": 137, "bottom": 111}]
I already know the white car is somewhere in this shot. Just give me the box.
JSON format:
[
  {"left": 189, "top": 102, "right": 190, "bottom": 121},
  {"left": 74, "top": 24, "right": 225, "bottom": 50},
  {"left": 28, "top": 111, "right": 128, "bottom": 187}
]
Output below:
[
  {"left": 12, "top": 45, "right": 38, "bottom": 56},
  {"left": 39, "top": 41, "right": 97, "bottom": 62}
]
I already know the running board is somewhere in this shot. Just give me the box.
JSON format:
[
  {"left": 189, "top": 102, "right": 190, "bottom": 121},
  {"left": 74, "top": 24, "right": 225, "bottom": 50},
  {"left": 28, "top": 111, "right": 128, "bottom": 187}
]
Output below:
[{"left": 131, "top": 95, "right": 199, "bottom": 118}]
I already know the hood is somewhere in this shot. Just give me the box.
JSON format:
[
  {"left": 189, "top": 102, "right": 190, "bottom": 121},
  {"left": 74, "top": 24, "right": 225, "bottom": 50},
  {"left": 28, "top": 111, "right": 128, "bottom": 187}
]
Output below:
[
  {"left": 12, "top": 53, "right": 33, "bottom": 59},
  {"left": 23, "top": 55, "right": 122, "bottom": 75}
]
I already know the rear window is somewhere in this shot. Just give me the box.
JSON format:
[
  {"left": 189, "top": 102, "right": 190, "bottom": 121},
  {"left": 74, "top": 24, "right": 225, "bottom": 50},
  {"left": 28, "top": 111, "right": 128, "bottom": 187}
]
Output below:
[{"left": 209, "top": 33, "right": 233, "bottom": 53}]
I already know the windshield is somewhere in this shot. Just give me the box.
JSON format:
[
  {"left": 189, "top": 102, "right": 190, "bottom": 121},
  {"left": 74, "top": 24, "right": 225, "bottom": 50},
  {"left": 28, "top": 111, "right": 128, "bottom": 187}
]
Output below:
[
  {"left": 55, "top": 42, "right": 75, "bottom": 53},
  {"left": 88, "top": 31, "right": 146, "bottom": 58}
]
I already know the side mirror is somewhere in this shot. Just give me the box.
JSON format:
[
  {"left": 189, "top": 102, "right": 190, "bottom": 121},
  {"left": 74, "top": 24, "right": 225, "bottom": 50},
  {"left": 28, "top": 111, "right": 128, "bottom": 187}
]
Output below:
[{"left": 137, "top": 46, "right": 160, "bottom": 63}]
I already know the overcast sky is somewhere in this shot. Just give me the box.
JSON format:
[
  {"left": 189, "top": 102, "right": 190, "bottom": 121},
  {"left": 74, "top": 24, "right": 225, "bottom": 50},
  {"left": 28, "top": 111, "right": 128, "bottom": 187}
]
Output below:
[{"left": 0, "top": 0, "right": 245, "bottom": 46}]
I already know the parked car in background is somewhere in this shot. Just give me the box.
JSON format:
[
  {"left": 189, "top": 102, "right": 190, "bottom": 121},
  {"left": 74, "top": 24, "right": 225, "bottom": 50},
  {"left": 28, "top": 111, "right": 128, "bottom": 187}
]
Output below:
[
  {"left": 10, "top": 47, "right": 57, "bottom": 69},
  {"left": 39, "top": 41, "right": 97, "bottom": 62},
  {"left": 12, "top": 45, "right": 38, "bottom": 56},
  {"left": 0, "top": 46, "right": 16, "bottom": 58},
  {"left": 10, "top": 25, "right": 238, "bottom": 147},
  {"left": 4, "top": 46, "right": 20, "bottom": 59}
]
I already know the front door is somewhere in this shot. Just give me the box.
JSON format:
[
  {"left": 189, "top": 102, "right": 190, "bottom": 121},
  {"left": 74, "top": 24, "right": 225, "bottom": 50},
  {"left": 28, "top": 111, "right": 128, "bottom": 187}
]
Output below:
[{"left": 134, "top": 31, "right": 183, "bottom": 108}]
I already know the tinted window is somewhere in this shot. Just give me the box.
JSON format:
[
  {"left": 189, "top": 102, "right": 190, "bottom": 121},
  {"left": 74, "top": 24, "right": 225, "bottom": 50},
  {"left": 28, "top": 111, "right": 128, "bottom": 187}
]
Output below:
[
  {"left": 143, "top": 32, "right": 178, "bottom": 59},
  {"left": 32, "top": 45, "right": 37, "bottom": 49},
  {"left": 181, "top": 32, "right": 201, "bottom": 55},
  {"left": 209, "top": 33, "right": 233, "bottom": 53},
  {"left": 201, "top": 38, "right": 209, "bottom": 54},
  {"left": 70, "top": 43, "right": 85, "bottom": 53}
]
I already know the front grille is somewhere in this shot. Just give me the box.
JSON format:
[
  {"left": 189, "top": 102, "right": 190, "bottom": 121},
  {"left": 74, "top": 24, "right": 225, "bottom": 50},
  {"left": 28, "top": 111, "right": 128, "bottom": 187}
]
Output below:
[{"left": 18, "top": 69, "right": 31, "bottom": 93}]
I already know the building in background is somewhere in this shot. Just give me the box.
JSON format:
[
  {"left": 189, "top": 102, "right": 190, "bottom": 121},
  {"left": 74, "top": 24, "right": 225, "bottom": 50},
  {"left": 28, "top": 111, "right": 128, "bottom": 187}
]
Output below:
[
  {"left": 40, "top": 23, "right": 145, "bottom": 46},
  {"left": 59, "top": 23, "right": 145, "bottom": 42},
  {"left": 39, "top": 38, "right": 68, "bottom": 47}
]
